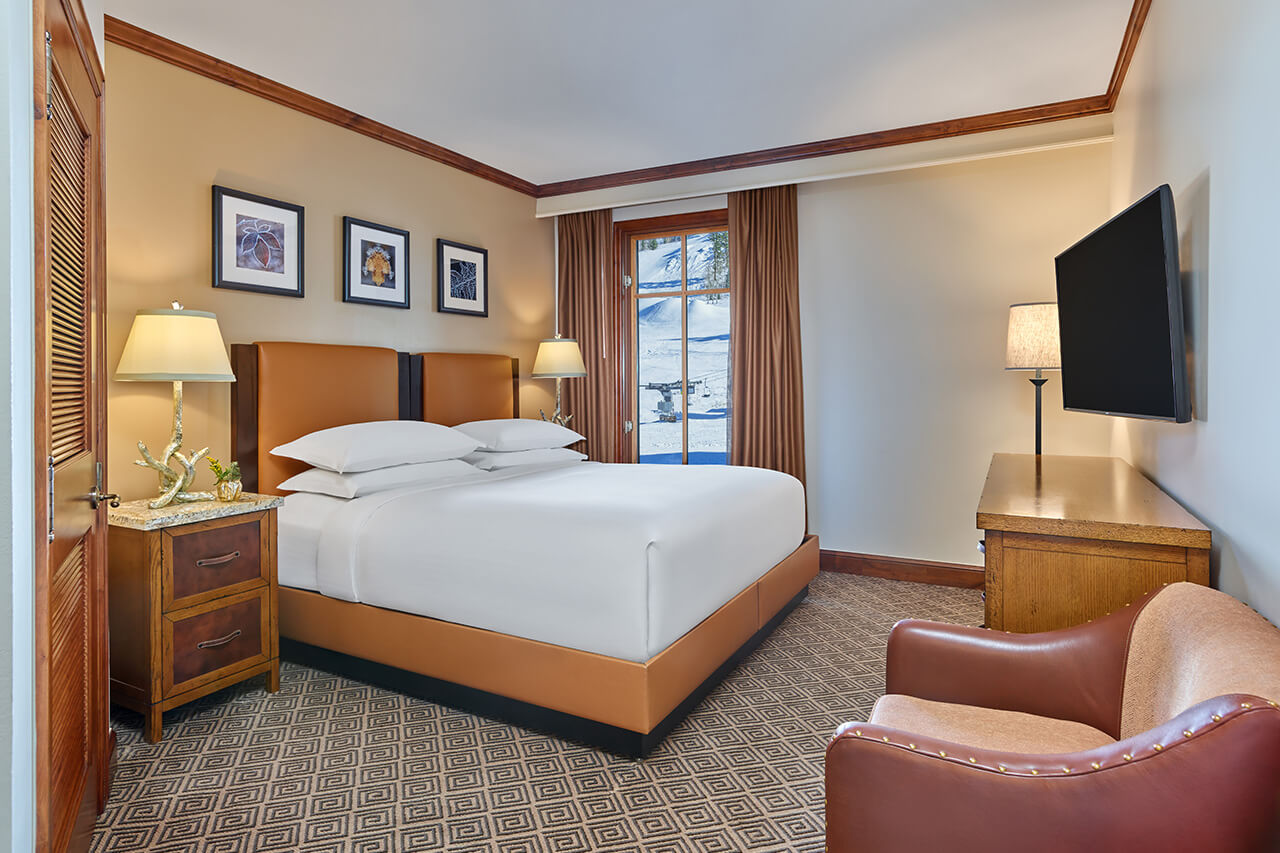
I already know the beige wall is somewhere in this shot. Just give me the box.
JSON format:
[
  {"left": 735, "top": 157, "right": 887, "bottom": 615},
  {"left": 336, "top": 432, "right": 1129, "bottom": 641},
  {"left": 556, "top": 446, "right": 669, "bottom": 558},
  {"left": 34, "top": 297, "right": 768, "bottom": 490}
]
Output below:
[
  {"left": 106, "top": 45, "right": 553, "bottom": 500},
  {"left": 798, "top": 143, "right": 1116, "bottom": 565},
  {"left": 1108, "top": 0, "right": 1280, "bottom": 623}
]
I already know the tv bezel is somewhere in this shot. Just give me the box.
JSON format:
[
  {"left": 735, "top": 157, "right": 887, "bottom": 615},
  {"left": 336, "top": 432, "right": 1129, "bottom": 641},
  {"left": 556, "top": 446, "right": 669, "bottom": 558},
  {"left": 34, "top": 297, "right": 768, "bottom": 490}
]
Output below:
[{"left": 1054, "top": 183, "right": 1191, "bottom": 424}]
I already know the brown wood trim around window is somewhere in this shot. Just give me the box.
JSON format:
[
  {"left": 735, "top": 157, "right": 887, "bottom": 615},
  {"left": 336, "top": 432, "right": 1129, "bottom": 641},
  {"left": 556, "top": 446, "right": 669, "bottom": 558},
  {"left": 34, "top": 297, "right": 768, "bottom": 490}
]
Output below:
[
  {"left": 613, "top": 211, "right": 730, "bottom": 463},
  {"left": 108, "top": 3, "right": 1148, "bottom": 200},
  {"left": 821, "top": 549, "right": 985, "bottom": 590},
  {"left": 103, "top": 15, "right": 538, "bottom": 196}
]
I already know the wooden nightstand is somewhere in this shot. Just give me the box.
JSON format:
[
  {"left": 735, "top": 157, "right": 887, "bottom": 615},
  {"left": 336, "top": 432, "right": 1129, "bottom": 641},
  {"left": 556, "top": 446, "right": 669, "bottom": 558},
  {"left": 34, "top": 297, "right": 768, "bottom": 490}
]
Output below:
[{"left": 107, "top": 493, "right": 283, "bottom": 742}]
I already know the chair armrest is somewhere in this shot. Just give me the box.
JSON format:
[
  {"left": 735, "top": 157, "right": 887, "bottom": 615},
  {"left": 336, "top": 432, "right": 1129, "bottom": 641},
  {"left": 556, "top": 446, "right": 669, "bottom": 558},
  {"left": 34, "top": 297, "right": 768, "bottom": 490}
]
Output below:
[
  {"left": 885, "top": 598, "right": 1151, "bottom": 737},
  {"left": 827, "top": 694, "right": 1280, "bottom": 853}
]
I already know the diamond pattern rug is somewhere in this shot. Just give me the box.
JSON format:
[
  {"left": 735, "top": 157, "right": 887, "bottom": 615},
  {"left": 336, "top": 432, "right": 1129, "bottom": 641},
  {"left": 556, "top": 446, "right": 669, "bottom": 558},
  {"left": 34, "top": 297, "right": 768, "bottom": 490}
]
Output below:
[{"left": 92, "top": 572, "right": 981, "bottom": 852}]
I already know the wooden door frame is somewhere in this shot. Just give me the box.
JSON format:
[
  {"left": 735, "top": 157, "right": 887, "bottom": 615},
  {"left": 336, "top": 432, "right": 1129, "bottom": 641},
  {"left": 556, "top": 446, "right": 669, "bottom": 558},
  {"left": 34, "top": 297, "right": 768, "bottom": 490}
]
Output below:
[
  {"left": 612, "top": 209, "right": 729, "bottom": 464},
  {"left": 32, "top": 0, "right": 109, "bottom": 850}
]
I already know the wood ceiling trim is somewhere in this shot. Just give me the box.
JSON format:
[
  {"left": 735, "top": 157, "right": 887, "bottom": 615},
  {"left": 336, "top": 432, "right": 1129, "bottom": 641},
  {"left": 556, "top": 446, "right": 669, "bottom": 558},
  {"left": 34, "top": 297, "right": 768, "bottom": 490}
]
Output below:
[
  {"left": 103, "top": 15, "right": 538, "bottom": 196},
  {"left": 106, "top": 2, "right": 1150, "bottom": 201}
]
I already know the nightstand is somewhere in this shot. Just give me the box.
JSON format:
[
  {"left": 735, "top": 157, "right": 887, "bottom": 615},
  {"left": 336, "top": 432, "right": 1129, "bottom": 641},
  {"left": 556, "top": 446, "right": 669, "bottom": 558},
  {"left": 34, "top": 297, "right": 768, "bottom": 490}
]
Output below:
[{"left": 107, "top": 493, "right": 283, "bottom": 742}]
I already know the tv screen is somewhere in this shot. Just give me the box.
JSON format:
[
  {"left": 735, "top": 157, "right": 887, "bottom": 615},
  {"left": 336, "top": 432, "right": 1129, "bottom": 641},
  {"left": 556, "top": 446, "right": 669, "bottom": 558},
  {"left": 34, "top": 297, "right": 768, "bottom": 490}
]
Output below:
[{"left": 1054, "top": 184, "right": 1191, "bottom": 422}]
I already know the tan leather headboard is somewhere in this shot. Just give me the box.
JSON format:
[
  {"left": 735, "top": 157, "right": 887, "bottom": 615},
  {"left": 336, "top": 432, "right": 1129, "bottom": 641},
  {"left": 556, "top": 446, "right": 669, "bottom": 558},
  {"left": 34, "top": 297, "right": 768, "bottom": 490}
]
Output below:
[
  {"left": 419, "top": 352, "right": 519, "bottom": 426},
  {"left": 235, "top": 342, "right": 399, "bottom": 495}
]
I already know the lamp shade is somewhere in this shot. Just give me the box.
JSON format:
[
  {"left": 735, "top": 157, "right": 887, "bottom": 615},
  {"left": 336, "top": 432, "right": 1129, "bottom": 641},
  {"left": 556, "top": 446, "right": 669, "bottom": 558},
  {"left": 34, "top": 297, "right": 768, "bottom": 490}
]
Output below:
[
  {"left": 531, "top": 337, "right": 587, "bottom": 378},
  {"left": 114, "top": 308, "right": 235, "bottom": 382},
  {"left": 1005, "top": 302, "right": 1061, "bottom": 370}
]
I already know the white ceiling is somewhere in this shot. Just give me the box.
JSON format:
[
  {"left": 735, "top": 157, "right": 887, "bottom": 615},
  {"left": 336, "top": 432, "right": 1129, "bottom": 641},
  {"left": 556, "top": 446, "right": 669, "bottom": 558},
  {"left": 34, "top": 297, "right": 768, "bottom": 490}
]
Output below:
[{"left": 105, "top": 0, "right": 1134, "bottom": 186}]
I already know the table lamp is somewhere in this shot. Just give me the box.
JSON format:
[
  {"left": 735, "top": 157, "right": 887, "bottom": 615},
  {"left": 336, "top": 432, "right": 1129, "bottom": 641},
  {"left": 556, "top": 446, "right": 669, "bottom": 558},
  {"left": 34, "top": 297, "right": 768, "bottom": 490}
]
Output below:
[
  {"left": 531, "top": 335, "right": 587, "bottom": 426},
  {"left": 1005, "top": 302, "right": 1061, "bottom": 456},
  {"left": 115, "top": 303, "right": 236, "bottom": 508}
]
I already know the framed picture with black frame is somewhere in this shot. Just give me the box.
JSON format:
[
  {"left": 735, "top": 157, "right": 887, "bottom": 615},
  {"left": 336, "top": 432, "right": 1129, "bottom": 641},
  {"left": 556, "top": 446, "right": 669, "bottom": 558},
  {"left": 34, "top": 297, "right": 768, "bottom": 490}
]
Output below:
[
  {"left": 212, "top": 185, "right": 305, "bottom": 297},
  {"left": 437, "top": 238, "right": 488, "bottom": 317},
  {"left": 342, "top": 216, "right": 410, "bottom": 309}
]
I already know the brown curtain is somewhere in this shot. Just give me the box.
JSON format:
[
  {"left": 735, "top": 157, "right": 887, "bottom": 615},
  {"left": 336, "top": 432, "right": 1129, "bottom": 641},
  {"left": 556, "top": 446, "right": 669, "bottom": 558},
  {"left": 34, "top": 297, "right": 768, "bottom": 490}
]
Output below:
[
  {"left": 558, "top": 209, "right": 622, "bottom": 462},
  {"left": 729, "top": 185, "right": 806, "bottom": 485}
]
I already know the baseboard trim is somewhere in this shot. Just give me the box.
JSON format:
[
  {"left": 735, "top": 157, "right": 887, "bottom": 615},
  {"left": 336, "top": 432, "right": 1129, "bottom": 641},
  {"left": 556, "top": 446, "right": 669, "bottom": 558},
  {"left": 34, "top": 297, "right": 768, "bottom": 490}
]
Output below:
[{"left": 821, "top": 549, "right": 985, "bottom": 590}]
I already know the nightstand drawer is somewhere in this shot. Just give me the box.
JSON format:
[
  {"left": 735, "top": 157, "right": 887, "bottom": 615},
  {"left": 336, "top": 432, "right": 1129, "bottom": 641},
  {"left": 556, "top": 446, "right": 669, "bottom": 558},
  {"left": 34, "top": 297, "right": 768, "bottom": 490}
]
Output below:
[
  {"left": 163, "top": 512, "right": 268, "bottom": 611},
  {"left": 163, "top": 587, "right": 270, "bottom": 696}
]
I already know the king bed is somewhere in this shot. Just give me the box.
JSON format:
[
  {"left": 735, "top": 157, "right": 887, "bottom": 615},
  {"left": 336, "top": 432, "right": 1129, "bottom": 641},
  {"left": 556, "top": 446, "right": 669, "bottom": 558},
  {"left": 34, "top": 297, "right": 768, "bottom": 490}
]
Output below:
[{"left": 231, "top": 341, "right": 818, "bottom": 756}]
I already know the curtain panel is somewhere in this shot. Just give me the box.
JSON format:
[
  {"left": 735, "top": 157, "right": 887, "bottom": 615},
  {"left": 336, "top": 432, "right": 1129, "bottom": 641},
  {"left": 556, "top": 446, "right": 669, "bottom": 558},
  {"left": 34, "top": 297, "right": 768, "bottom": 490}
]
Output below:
[
  {"left": 557, "top": 209, "right": 623, "bottom": 462},
  {"left": 728, "top": 185, "right": 807, "bottom": 485}
]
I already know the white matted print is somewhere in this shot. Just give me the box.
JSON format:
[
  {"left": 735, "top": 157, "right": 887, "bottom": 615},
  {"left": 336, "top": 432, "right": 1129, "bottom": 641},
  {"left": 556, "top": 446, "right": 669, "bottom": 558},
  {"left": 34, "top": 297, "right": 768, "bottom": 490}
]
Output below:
[
  {"left": 213, "top": 185, "right": 304, "bottom": 297},
  {"left": 437, "top": 238, "right": 488, "bottom": 317},
  {"left": 343, "top": 217, "right": 410, "bottom": 309}
]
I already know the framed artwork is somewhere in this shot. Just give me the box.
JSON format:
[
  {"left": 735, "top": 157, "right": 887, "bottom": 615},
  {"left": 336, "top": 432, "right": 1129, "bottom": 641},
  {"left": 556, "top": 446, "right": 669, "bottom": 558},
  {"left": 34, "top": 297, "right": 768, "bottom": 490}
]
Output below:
[
  {"left": 437, "top": 238, "right": 488, "bottom": 317},
  {"left": 343, "top": 217, "right": 410, "bottom": 309},
  {"left": 212, "top": 185, "right": 305, "bottom": 297}
]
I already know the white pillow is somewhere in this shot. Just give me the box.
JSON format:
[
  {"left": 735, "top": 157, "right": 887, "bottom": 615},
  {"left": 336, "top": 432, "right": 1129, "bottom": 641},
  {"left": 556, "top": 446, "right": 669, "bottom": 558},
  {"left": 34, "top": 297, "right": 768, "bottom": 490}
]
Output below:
[
  {"left": 270, "top": 420, "right": 479, "bottom": 473},
  {"left": 278, "top": 459, "right": 480, "bottom": 499},
  {"left": 454, "top": 418, "right": 585, "bottom": 452},
  {"left": 464, "top": 448, "right": 587, "bottom": 470}
]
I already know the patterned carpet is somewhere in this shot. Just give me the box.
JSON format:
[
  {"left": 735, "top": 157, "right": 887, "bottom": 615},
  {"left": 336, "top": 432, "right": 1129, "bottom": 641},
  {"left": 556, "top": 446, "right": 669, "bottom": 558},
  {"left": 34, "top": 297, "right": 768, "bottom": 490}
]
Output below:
[{"left": 91, "top": 573, "right": 981, "bottom": 852}]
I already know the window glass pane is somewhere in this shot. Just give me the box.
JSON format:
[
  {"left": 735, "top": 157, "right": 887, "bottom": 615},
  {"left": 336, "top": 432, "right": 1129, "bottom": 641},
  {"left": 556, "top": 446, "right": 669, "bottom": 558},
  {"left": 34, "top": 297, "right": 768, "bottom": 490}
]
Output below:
[
  {"left": 637, "top": 295, "right": 684, "bottom": 463},
  {"left": 636, "top": 235, "right": 683, "bottom": 293},
  {"left": 686, "top": 294, "right": 730, "bottom": 464},
  {"left": 687, "top": 230, "right": 729, "bottom": 290}
]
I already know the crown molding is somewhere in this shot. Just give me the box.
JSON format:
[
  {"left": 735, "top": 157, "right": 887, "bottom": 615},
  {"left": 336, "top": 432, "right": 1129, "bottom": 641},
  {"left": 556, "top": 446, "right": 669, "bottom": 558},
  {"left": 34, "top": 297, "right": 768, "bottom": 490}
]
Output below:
[{"left": 105, "top": 1, "right": 1150, "bottom": 201}]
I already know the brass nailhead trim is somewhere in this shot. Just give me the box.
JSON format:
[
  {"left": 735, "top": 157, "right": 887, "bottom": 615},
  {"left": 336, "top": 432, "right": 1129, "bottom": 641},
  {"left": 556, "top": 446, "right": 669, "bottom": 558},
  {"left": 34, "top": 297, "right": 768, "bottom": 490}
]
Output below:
[
  {"left": 881, "top": 736, "right": 889, "bottom": 743},
  {"left": 854, "top": 730, "right": 862, "bottom": 737},
  {"left": 1212, "top": 714, "right": 1222, "bottom": 722},
  {"left": 1062, "top": 767, "right": 1071, "bottom": 774},
  {"left": 1030, "top": 769, "right": 1038, "bottom": 775},
  {"left": 1153, "top": 744, "right": 1163, "bottom": 751},
  {"left": 997, "top": 765, "right": 1006, "bottom": 773},
  {"left": 938, "top": 751, "right": 947, "bottom": 757},
  {"left": 1183, "top": 730, "right": 1193, "bottom": 738},
  {"left": 1091, "top": 762, "right": 1101, "bottom": 770},
  {"left": 1242, "top": 703, "right": 1253, "bottom": 709},
  {"left": 1123, "top": 754, "right": 1132, "bottom": 761},
  {"left": 968, "top": 757, "right": 976, "bottom": 764},
  {"left": 908, "top": 743, "right": 916, "bottom": 750}
]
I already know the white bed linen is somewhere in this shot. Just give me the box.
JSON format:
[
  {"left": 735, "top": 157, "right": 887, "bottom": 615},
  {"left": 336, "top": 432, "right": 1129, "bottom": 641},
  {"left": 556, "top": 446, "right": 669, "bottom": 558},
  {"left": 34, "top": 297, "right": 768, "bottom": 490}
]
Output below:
[{"left": 280, "top": 462, "right": 805, "bottom": 662}]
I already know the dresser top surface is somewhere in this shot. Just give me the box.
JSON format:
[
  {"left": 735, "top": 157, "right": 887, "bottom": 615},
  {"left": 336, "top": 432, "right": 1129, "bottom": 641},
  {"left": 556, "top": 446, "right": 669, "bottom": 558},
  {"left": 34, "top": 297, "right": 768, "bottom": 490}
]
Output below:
[
  {"left": 109, "top": 493, "right": 282, "bottom": 531},
  {"left": 977, "top": 454, "right": 1210, "bottom": 548}
]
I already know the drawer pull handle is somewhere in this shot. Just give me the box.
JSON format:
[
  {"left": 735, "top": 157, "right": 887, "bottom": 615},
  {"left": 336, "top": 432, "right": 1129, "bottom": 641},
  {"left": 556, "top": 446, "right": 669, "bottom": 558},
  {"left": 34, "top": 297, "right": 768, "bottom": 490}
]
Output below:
[
  {"left": 195, "top": 550, "right": 241, "bottom": 568},
  {"left": 196, "top": 629, "right": 242, "bottom": 650}
]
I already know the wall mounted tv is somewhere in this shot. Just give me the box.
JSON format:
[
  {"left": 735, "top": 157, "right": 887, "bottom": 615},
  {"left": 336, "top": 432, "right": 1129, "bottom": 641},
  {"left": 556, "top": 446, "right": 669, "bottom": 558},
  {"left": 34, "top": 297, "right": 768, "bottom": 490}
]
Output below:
[{"left": 1054, "top": 184, "right": 1191, "bottom": 423}]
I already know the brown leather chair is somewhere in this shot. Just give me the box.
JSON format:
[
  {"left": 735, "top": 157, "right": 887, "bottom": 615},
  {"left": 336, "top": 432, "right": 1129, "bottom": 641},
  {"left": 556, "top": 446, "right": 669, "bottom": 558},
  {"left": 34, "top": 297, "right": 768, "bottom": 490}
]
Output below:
[{"left": 826, "top": 582, "right": 1280, "bottom": 852}]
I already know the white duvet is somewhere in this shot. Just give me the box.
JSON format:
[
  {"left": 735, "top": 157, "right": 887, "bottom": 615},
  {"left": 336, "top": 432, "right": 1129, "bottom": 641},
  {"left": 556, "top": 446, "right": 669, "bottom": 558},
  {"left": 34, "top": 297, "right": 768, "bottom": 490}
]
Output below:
[{"left": 278, "top": 462, "right": 805, "bottom": 662}]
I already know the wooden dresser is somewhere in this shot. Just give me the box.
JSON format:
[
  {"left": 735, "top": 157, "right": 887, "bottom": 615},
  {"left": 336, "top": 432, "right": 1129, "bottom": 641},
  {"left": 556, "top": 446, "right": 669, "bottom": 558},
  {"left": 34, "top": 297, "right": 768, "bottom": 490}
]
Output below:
[
  {"left": 977, "top": 454, "right": 1211, "bottom": 633},
  {"left": 107, "top": 494, "right": 282, "bottom": 741}
]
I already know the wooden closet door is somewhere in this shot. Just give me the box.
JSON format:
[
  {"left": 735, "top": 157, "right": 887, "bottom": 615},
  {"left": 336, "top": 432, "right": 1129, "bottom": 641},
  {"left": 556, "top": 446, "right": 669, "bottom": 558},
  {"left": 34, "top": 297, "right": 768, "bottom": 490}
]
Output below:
[{"left": 33, "top": 1, "right": 110, "bottom": 852}]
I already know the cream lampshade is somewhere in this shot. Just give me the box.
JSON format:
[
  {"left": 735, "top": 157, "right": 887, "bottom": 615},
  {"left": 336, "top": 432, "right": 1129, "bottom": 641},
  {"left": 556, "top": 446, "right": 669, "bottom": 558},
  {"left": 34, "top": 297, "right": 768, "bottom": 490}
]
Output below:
[
  {"left": 1005, "top": 302, "right": 1061, "bottom": 371},
  {"left": 1005, "top": 302, "right": 1061, "bottom": 456},
  {"left": 115, "top": 305, "right": 235, "bottom": 508},
  {"left": 532, "top": 336, "right": 586, "bottom": 427}
]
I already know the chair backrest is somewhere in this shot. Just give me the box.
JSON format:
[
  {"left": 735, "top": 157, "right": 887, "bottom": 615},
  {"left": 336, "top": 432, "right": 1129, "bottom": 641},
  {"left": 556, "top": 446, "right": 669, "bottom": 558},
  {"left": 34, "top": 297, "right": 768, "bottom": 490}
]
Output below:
[{"left": 1121, "top": 583, "right": 1280, "bottom": 738}]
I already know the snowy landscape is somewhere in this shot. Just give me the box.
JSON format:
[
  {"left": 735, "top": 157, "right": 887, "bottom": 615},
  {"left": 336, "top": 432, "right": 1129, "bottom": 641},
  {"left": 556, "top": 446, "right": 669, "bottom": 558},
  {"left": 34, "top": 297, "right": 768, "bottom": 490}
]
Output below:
[{"left": 635, "top": 232, "right": 730, "bottom": 464}]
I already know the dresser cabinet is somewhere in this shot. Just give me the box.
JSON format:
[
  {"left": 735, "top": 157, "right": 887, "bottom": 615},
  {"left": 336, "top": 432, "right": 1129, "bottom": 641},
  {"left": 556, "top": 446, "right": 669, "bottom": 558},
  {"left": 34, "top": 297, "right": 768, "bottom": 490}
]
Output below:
[
  {"left": 977, "top": 454, "right": 1211, "bottom": 633},
  {"left": 107, "top": 495, "right": 281, "bottom": 741}
]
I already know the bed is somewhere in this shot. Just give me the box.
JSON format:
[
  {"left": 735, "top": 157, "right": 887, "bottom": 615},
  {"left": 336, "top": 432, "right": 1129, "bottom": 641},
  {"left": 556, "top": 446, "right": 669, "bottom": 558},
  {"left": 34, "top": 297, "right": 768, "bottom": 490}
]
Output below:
[{"left": 231, "top": 342, "right": 818, "bottom": 756}]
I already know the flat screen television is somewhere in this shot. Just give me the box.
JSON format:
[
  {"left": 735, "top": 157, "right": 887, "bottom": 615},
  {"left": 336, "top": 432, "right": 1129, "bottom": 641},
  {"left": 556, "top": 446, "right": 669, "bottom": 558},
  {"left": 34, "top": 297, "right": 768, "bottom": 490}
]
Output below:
[{"left": 1054, "top": 184, "right": 1191, "bottom": 423}]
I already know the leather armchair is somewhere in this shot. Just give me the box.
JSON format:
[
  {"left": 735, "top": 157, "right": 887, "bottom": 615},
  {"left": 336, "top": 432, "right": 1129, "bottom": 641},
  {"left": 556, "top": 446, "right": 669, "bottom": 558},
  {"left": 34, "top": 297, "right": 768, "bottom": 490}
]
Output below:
[{"left": 826, "top": 583, "right": 1280, "bottom": 852}]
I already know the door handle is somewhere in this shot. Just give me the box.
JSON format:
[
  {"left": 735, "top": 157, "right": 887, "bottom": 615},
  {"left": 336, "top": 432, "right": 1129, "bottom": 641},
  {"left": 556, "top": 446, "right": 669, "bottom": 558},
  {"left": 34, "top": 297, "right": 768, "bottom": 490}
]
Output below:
[{"left": 88, "top": 488, "right": 120, "bottom": 510}]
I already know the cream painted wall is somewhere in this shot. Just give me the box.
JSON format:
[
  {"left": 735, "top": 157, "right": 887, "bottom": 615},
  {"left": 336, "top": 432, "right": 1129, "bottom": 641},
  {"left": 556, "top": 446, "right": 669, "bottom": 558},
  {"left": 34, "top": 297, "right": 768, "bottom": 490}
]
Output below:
[
  {"left": 1108, "top": 0, "right": 1280, "bottom": 623},
  {"left": 106, "top": 45, "right": 554, "bottom": 500},
  {"left": 799, "top": 143, "right": 1116, "bottom": 565}
]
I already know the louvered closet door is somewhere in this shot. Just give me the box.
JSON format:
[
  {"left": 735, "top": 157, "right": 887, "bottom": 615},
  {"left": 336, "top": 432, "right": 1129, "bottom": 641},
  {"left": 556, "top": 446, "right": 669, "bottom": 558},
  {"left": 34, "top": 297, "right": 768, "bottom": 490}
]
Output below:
[{"left": 34, "top": 2, "right": 110, "bottom": 852}]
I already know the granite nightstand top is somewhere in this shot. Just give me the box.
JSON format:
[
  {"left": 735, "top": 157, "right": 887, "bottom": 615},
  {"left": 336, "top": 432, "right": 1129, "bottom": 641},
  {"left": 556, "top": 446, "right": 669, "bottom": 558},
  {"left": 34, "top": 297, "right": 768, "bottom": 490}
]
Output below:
[{"left": 108, "top": 492, "right": 283, "bottom": 531}]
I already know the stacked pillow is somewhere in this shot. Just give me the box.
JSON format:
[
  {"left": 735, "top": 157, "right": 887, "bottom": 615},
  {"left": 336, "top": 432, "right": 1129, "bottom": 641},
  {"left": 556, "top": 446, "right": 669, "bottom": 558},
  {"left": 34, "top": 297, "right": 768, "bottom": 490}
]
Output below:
[
  {"left": 270, "top": 418, "right": 587, "bottom": 498},
  {"left": 273, "top": 420, "right": 481, "bottom": 498},
  {"left": 453, "top": 419, "right": 587, "bottom": 470}
]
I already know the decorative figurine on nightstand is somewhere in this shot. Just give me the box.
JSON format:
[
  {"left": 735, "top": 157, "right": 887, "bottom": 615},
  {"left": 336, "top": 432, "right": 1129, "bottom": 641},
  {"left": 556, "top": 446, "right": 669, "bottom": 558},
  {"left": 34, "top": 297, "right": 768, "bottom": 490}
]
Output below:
[
  {"left": 113, "top": 303, "right": 236, "bottom": 508},
  {"left": 208, "top": 457, "right": 243, "bottom": 502}
]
